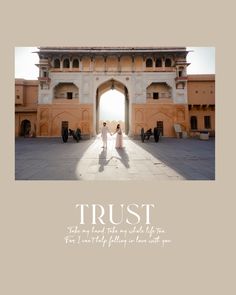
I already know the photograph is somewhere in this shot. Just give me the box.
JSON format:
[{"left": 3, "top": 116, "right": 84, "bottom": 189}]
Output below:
[
  {"left": 2, "top": 1, "right": 235, "bottom": 294},
  {"left": 15, "top": 46, "right": 215, "bottom": 180}
]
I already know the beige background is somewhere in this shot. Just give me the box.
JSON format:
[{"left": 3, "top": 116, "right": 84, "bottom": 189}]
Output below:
[{"left": 1, "top": 0, "right": 235, "bottom": 294}]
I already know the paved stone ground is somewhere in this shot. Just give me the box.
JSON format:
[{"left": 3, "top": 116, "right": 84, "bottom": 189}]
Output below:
[{"left": 15, "top": 135, "right": 215, "bottom": 180}]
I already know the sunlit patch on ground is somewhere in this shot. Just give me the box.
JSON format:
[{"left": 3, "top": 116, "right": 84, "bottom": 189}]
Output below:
[{"left": 15, "top": 135, "right": 215, "bottom": 181}]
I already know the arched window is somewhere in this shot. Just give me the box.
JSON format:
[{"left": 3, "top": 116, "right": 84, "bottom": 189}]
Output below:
[
  {"left": 156, "top": 58, "right": 162, "bottom": 67},
  {"left": 178, "top": 67, "right": 184, "bottom": 77},
  {"left": 72, "top": 59, "right": 79, "bottom": 68},
  {"left": 165, "top": 58, "right": 172, "bottom": 67},
  {"left": 54, "top": 59, "right": 60, "bottom": 68},
  {"left": 204, "top": 116, "right": 211, "bottom": 129},
  {"left": 146, "top": 58, "right": 153, "bottom": 68},
  {"left": 190, "top": 116, "right": 198, "bottom": 130},
  {"left": 63, "top": 58, "right": 70, "bottom": 68}
]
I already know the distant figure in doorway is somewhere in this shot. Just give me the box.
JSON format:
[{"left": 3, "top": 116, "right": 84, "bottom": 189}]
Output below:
[
  {"left": 101, "top": 122, "right": 111, "bottom": 148},
  {"left": 113, "top": 124, "right": 123, "bottom": 148}
]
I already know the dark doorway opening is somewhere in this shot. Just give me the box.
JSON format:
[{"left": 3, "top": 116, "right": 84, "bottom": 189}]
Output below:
[
  {"left": 156, "top": 121, "right": 164, "bottom": 136},
  {"left": 67, "top": 92, "right": 73, "bottom": 99},
  {"left": 20, "top": 120, "right": 31, "bottom": 137}
]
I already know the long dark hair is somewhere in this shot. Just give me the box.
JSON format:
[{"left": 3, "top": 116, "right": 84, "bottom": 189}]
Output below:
[{"left": 116, "top": 124, "right": 120, "bottom": 129}]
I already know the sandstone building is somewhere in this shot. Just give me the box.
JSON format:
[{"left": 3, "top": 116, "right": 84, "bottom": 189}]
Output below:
[{"left": 15, "top": 47, "right": 215, "bottom": 138}]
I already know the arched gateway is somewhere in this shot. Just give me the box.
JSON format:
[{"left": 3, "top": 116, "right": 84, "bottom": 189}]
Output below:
[
  {"left": 35, "top": 47, "right": 190, "bottom": 137},
  {"left": 95, "top": 78, "right": 129, "bottom": 135}
]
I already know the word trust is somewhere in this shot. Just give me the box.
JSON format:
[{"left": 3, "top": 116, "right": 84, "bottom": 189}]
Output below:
[{"left": 75, "top": 204, "right": 155, "bottom": 225}]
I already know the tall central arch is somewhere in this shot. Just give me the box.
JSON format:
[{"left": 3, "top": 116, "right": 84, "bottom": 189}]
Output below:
[{"left": 95, "top": 79, "right": 129, "bottom": 135}]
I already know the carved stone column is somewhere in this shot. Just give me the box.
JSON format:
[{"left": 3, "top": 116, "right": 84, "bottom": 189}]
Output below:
[
  {"left": 90, "top": 56, "right": 94, "bottom": 71},
  {"left": 118, "top": 55, "right": 121, "bottom": 72},
  {"left": 60, "top": 56, "right": 63, "bottom": 70},
  {"left": 104, "top": 56, "right": 107, "bottom": 72},
  {"left": 79, "top": 56, "right": 83, "bottom": 71},
  {"left": 69, "top": 58, "right": 72, "bottom": 70},
  {"left": 132, "top": 55, "right": 135, "bottom": 72},
  {"left": 143, "top": 55, "right": 146, "bottom": 71}
]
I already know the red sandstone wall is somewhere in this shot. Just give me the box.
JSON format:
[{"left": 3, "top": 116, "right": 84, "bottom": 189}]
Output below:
[{"left": 188, "top": 75, "right": 215, "bottom": 105}]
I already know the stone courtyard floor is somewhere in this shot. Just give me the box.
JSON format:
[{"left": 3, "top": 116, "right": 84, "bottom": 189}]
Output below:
[{"left": 15, "top": 135, "right": 215, "bottom": 180}]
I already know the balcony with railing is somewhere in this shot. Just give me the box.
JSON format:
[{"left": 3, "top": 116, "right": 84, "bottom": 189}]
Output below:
[
  {"left": 53, "top": 90, "right": 79, "bottom": 104},
  {"left": 146, "top": 92, "right": 172, "bottom": 102},
  {"left": 38, "top": 76, "right": 51, "bottom": 82},
  {"left": 175, "top": 76, "right": 188, "bottom": 82},
  {"left": 145, "top": 67, "right": 176, "bottom": 72}
]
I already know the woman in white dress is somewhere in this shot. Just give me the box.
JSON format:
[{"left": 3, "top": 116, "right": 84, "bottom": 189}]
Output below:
[{"left": 113, "top": 124, "right": 123, "bottom": 148}]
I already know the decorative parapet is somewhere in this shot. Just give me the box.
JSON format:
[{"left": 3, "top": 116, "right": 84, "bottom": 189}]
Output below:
[
  {"left": 175, "top": 76, "right": 187, "bottom": 89},
  {"left": 175, "top": 76, "right": 187, "bottom": 82},
  {"left": 38, "top": 76, "right": 51, "bottom": 90},
  {"left": 38, "top": 77, "right": 51, "bottom": 82}
]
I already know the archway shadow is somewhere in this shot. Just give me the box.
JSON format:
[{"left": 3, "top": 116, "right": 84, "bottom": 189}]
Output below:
[{"left": 113, "top": 147, "right": 130, "bottom": 168}]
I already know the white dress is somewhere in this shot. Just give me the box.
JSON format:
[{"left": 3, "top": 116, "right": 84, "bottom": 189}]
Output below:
[{"left": 115, "top": 128, "right": 123, "bottom": 148}]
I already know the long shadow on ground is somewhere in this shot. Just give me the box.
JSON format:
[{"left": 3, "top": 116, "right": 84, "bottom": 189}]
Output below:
[{"left": 131, "top": 137, "right": 215, "bottom": 180}]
